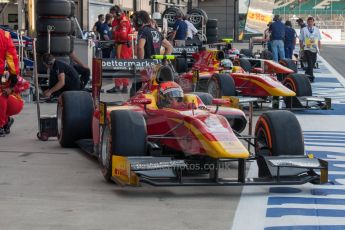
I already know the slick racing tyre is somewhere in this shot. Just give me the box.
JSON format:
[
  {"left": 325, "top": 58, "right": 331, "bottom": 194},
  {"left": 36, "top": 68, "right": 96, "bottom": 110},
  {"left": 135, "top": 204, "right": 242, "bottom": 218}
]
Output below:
[
  {"left": 57, "top": 91, "right": 94, "bottom": 147},
  {"left": 255, "top": 110, "right": 304, "bottom": 177},
  {"left": 233, "top": 58, "right": 252, "bottom": 72},
  {"left": 206, "top": 19, "right": 218, "bottom": 28},
  {"left": 206, "top": 35, "right": 218, "bottom": 44},
  {"left": 188, "top": 8, "right": 208, "bottom": 29},
  {"left": 207, "top": 74, "right": 236, "bottom": 98},
  {"left": 37, "top": 0, "right": 75, "bottom": 17},
  {"left": 37, "top": 18, "right": 75, "bottom": 35},
  {"left": 174, "top": 57, "right": 188, "bottom": 74},
  {"left": 162, "top": 7, "right": 183, "bottom": 27},
  {"left": 99, "top": 110, "right": 147, "bottom": 182},
  {"left": 240, "top": 49, "right": 253, "bottom": 58},
  {"left": 37, "top": 35, "right": 74, "bottom": 55},
  {"left": 277, "top": 58, "right": 298, "bottom": 81},
  {"left": 191, "top": 92, "right": 214, "bottom": 105},
  {"left": 206, "top": 28, "right": 218, "bottom": 36},
  {"left": 283, "top": 74, "right": 312, "bottom": 108},
  {"left": 279, "top": 58, "right": 298, "bottom": 73},
  {"left": 260, "top": 49, "right": 273, "bottom": 60}
]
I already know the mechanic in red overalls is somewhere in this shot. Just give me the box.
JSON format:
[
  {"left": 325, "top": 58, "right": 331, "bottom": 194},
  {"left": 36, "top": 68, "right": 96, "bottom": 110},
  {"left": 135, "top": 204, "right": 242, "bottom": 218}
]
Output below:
[
  {"left": 106, "top": 5, "right": 133, "bottom": 94},
  {"left": 0, "top": 28, "right": 29, "bottom": 136}
]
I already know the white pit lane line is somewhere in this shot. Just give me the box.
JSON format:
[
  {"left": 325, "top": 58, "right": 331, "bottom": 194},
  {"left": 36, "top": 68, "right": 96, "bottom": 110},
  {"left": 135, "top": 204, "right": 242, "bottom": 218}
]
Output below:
[{"left": 231, "top": 56, "right": 345, "bottom": 230}]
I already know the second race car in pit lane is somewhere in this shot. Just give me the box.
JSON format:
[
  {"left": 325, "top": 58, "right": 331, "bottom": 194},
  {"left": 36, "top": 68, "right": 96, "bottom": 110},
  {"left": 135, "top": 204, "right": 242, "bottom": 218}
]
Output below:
[
  {"left": 56, "top": 58, "right": 327, "bottom": 187},
  {"left": 174, "top": 48, "right": 330, "bottom": 109}
]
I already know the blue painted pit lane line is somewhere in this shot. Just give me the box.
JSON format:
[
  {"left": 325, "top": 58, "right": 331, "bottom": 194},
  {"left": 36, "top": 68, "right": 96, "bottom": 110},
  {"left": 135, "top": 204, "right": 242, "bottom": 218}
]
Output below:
[
  {"left": 305, "top": 150, "right": 345, "bottom": 158},
  {"left": 266, "top": 208, "right": 345, "bottom": 217},
  {"left": 305, "top": 144, "right": 345, "bottom": 148},
  {"left": 265, "top": 225, "right": 345, "bottom": 230},
  {"left": 311, "top": 189, "right": 345, "bottom": 196},
  {"left": 304, "top": 135, "right": 345, "bottom": 138},
  {"left": 268, "top": 197, "right": 345, "bottom": 206},
  {"left": 314, "top": 78, "right": 340, "bottom": 83},
  {"left": 295, "top": 104, "right": 345, "bottom": 116},
  {"left": 305, "top": 139, "right": 345, "bottom": 144},
  {"left": 303, "top": 131, "right": 345, "bottom": 133}
]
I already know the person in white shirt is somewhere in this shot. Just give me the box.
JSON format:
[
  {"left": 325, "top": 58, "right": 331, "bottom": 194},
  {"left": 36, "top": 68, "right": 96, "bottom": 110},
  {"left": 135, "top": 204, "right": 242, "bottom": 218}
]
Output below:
[
  {"left": 183, "top": 15, "right": 198, "bottom": 40},
  {"left": 299, "top": 16, "right": 321, "bottom": 82}
]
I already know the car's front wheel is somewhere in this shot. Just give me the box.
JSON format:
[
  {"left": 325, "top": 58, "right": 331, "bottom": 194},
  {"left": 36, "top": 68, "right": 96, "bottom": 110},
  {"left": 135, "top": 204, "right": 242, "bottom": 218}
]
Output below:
[
  {"left": 99, "top": 110, "right": 147, "bottom": 182},
  {"left": 255, "top": 111, "right": 304, "bottom": 177}
]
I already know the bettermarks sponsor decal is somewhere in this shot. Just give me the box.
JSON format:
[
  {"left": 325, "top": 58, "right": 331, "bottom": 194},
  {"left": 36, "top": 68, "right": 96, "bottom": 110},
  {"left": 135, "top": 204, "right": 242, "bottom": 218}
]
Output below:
[{"left": 102, "top": 59, "right": 161, "bottom": 70}]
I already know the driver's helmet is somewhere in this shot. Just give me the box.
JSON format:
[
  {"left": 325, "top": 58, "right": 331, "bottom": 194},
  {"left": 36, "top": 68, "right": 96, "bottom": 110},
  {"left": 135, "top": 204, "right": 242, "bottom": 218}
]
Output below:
[
  {"left": 229, "top": 48, "right": 240, "bottom": 55},
  {"left": 220, "top": 59, "right": 233, "bottom": 70},
  {"left": 159, "top": 81, "right": 184, "bottom": 107}
]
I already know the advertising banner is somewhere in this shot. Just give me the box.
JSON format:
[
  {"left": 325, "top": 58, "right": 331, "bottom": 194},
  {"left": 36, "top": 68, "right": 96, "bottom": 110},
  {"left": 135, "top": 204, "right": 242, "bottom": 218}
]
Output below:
[{"left": 245, "top": 0, "right": 275, "bottom": 34}]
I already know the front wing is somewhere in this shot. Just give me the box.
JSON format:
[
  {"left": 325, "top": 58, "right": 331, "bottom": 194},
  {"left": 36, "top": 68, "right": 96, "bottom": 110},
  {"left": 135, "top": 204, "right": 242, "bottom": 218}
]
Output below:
[{"left": 110, "top": 155, "right": 328, "bottom": 187}]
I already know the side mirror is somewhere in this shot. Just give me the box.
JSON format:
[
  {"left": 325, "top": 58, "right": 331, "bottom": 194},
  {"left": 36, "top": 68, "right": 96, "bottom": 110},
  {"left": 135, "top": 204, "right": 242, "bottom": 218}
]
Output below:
[{"left": 131, "top": 98, "right": 152, "bottom": 105}]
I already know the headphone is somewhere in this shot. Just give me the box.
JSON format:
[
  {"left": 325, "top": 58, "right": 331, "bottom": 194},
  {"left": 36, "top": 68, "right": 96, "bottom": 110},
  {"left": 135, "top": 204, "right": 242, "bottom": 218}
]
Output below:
[
  {"left": 111, "top": 5, "right": 122, "bottom": 17},
  {"left": 133, "top": 14, "right": 143, "bottom": 28}
]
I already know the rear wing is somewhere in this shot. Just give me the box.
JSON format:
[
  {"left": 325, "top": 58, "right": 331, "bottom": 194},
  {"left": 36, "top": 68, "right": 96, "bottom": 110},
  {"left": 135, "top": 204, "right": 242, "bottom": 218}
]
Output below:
[
  {"left": 172, "top": 46, "right": 199, "bottom": 56},
  {"left": 100, "top": 58, "right": 161, "bottom": 77}
]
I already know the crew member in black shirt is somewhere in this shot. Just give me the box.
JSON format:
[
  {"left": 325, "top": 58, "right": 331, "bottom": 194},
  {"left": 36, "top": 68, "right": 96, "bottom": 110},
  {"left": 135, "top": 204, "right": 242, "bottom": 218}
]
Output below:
[
  {"left": 133, "top": 11, "right": 172, "bottom": 59},
  {"left": 42, "top": 53, "right": 80, "bottom": 97}
]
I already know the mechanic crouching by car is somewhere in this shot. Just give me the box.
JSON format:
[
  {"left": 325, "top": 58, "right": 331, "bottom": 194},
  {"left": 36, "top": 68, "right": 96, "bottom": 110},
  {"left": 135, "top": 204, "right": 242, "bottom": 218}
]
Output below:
[
  {"left": 106, "top": 5, "right": 132, "bottom": 94},
  {"left": 42, "top": 53, "right": 81, "bottom": 98},
  {"left": 0, "top": 28, "right": 29, "bottom": 136}
]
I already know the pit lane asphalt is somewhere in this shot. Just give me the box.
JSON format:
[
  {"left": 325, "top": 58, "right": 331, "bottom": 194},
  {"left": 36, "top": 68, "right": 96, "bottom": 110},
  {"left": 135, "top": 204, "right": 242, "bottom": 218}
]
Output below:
[
  {"left": 320, "top": 45, "right": 345, "bottom": 78},
  {"left": 0, "top": 84, "right": 249, "bottom": 230}
]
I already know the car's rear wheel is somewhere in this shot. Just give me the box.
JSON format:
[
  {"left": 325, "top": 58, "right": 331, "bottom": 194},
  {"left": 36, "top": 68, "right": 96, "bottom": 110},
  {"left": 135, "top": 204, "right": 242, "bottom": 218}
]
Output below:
[
  {"left": 260, "top": 49, "right": 273, "bottom": 60},
  {"left": 283, "top": 74, "right": 312, "bottom": 108},
  {"left": 240, "top": 49, "right": 253, "bottom": 58},
  {"left": 255, "top": 111, "right": 304, "bottom": 177},
  {"left": 57, "top": 91, "right": 93, "bottom": 147},
  {"left": 233, "top": 58, "right": 252, "bottom": 72},
  {"left": 207, "top": 74, "right": 236, "bottom": 98},
  {"left": 191, "top": 92, "right": 214, "bottom": 105},
  {"left": 277, "top": 58, "right": 298, "bottom": 81},
  {"left": 279, "top": 59, "right": 298, "bottom": 73},
  {"left": 99, "top": 110, "right": 147, "bottom": 182},
  {"left": 175, "top": 57, "right": 188, "bottom": 74}
]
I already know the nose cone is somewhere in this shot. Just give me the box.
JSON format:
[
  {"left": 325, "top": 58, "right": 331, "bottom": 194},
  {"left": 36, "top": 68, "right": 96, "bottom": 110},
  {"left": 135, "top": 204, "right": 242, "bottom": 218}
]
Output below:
[
  {"left": 269, "top": 83, "right": 296, "bottom": 96},
  {"left": 204, "top": 139, "right": 250, "bottom": 159}
]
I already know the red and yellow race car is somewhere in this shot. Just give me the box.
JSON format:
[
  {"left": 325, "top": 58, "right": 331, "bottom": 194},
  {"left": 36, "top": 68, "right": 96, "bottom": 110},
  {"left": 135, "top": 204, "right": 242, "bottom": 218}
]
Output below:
[
  {"left": 56, "top": 58, "right": 328, "bottom": 187},
  {"left": 174, "top": 48, "right": 329, "bottom": 109}
]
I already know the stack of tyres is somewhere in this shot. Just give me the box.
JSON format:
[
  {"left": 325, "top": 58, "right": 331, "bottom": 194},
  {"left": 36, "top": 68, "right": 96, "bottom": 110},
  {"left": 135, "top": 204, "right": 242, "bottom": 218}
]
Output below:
[
  {"left": 206, "top": 19, "right": 218, "bottom": 44},
  {"left": 162, "top": 7, "right": 208, "bottom": 30},
  {"left": 36, "top": 0, "right": 76, "bottom": 74}
]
